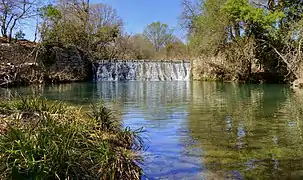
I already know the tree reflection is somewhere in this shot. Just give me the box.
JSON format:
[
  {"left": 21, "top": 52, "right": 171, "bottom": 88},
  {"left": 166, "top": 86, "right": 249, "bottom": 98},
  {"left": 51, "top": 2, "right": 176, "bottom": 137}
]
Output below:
[{"left": 188, "top": 82, "right": 303, "bottom": 179}]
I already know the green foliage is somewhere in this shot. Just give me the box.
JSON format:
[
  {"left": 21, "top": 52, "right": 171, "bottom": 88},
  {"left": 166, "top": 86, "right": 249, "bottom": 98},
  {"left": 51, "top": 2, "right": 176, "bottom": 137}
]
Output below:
[
  {"left": 184, "top": 0, "right": 303, "bottom": 81},
  {"left": 165, "top": 38, "right": 189, "bottom": 59},
  {"left": 39, "top": 4, "right": 62, "bottom": 21},
  {"left": 129, "top": 34, "right": 155, "bottom": 59},
  {"left": 90, "top": 26, "right": 120, "bottom": 59},
  {"left": 12, "top": 96, "right": 66, "bottom": 114},
  {"left": 88, "top": 103, "right": 120, "bottom": 132},
  {"left": 36, "top": 1, "right": 188, "bottom": 60},
  {"left": 14, "top": 30, "right": 25, "bottom": 40},
  {"left": 0, "top": 96, "right": 144, "bottom": 180},
  {"left": 143, "top": 21, "right": 174, "bottom": 52},
  {"left": 222, "top": 0, "right": 285, "bottom": 30},
  {"left": 189, "top": 0, "right": 228, "bottom": 55},
  {"left": 39, "top": 2, "right": 122, "bottom": 56}
]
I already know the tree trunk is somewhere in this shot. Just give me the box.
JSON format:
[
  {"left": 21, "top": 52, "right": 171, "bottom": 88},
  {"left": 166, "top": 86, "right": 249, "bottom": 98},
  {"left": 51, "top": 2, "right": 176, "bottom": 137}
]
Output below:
[
  {"left": 229, "top": 26, "right": 234, "bottom": 41},
  {"left": 8, "top": 18, "right": 18, "bottom": 42},
  {"left": 234, "top": 22, "right": 240, "bottom": 38}
]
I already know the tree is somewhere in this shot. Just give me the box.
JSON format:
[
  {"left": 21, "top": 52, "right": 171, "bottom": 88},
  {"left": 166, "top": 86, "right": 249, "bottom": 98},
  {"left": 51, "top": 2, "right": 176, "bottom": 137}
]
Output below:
[
  {"left": 188, "top": 0, "right": 229, "bottom": 55},
  {"left": 179, "top": 0, "right": 201, "bottom": 34},
  {"left": 143, "top": 21, "right": 173, "bottom": 52},
  {"left": 88, "top": 3, "right": 122, "bottom": 59},
  {"left": 182, "top": 0, "right": 303, "bottom": 81},
  {"left": 14, "top": 29, "right": 25, "bottom": 40},
  {"left": 165, "top": 37, "right": 189, "bottom": 59},
  {"left": 0, "top": 0, "right": 39, "bottom": 42},
  {"left": 39, "top": 1, "right": 123, "bottom": 58},
  {"left": 39, "top": 4, "right": 62, "bottom": 43},
  {"left": 129, "top": 34, "right": 155, "bottom": 59},
  {"left": 89, "top": 3, "right": 122, "bottom": 31}
]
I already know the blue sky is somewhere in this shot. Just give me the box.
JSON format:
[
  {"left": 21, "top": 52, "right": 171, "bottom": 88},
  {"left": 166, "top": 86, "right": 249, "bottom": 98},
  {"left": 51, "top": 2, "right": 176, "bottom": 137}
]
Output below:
[
  {"left": 100, "top": 0, "right": 186, "bottom": 39},
  {"left": 24, "top": 0, "right": 186, "bottom": 41}
]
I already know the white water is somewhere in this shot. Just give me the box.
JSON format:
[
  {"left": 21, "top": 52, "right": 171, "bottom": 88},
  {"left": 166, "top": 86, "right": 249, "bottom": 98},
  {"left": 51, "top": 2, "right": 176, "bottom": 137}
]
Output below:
[{"left": 94, "top": 60, "right": 191, "bottom": 81}]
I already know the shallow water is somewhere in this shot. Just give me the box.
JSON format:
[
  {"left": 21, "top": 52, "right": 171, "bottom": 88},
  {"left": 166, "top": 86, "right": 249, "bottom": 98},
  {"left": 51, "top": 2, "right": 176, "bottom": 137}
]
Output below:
[{"left": 4, "top": 81, "right": 303, "bottom": 179}]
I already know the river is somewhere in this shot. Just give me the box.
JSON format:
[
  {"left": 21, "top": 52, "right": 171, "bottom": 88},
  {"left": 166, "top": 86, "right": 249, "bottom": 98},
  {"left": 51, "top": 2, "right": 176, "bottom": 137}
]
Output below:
[{"left": 3, "top": 81, "right": 303, "bottom": 179}]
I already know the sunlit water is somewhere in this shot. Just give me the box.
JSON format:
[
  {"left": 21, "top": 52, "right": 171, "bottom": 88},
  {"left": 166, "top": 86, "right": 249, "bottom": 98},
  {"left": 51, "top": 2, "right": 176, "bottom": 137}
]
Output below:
[{"left": 3, "top": 81, "right": 303, "bottom": 179}]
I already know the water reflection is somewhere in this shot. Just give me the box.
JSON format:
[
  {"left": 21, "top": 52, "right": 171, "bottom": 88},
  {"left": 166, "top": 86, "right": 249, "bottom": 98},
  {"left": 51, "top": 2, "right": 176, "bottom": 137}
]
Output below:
[
  {"left": 3, "top": 81, "right": 303, "bottom": 179},
  {"left": 189, "top": 82, "right": 303, "bottom": 179}
]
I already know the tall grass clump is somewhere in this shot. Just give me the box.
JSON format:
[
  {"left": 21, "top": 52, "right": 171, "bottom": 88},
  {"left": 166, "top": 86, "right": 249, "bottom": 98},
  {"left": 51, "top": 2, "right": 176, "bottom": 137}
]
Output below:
[{"left": 0, "top": 96, "right": 144, "bottom": 180}]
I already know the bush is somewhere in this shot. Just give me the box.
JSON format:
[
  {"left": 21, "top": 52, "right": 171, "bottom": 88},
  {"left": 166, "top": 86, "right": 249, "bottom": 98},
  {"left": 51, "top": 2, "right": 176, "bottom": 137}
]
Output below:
[{"left": 0, "top": 96, "right": 144, "bottom": 180}]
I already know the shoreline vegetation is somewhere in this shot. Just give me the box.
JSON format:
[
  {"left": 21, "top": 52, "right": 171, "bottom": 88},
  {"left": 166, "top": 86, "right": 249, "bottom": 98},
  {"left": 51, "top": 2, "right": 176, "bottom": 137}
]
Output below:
[
  {"left": 0, "top": 96, "right": 144, "bottom": 179},
  {"left": 0, "top": 0, "right": 303, "bottom": 86},
  {"left": 0, "top": 0, "right": 303, "bottom": 178}
]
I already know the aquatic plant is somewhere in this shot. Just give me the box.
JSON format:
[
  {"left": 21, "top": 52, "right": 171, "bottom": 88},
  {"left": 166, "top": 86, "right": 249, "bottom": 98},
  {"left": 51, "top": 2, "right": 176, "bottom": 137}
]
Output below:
[{"left": 0, "top": 96, "right": 144, "bottom": 180}]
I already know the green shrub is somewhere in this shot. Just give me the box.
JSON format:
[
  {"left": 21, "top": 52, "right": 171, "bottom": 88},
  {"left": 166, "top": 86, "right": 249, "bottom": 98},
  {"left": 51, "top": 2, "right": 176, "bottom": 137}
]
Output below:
[{"left": 0, "top": 96, "right": 144, "bottom": 180}]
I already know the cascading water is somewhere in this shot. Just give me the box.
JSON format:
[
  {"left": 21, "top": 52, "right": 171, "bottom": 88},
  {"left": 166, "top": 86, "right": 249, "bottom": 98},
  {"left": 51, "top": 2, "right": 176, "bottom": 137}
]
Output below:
[{"left": 94, "top": 60, "right": 191, "bottom": 81}]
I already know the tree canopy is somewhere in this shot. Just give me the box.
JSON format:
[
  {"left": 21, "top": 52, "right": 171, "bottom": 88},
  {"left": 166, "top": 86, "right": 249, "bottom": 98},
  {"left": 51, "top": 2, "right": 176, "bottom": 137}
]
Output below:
[
  {"left": 2, "top": 0, "right": 303, "bottom": 80},
  {"left": 143, "top": 21, "right": 173, "bottom": 52},
  {"left": 182, "top": 0, "right": 303, "bottom": 80}
]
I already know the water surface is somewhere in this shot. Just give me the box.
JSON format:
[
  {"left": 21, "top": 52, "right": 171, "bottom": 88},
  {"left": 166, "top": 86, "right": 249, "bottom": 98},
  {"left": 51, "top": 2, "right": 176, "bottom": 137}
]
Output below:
[{"left": 3, "top": 81, "right": 303, "bottom": 180}]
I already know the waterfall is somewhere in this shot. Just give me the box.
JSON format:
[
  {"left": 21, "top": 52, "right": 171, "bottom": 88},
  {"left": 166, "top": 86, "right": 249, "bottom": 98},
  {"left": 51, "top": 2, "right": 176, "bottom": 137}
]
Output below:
[{"left": 94, "top": 60, "right": 191, "bottom": 81}]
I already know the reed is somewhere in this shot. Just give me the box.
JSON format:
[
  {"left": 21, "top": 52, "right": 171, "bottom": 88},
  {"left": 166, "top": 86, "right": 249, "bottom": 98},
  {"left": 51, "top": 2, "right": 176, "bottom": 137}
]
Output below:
[{"left": 0, "top": 96, "right": 144, "bottom": 180}]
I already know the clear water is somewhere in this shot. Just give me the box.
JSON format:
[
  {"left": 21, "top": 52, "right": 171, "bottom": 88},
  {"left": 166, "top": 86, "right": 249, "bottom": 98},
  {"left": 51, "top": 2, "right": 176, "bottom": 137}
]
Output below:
[{"left": 3, "top": 81, "right": 303, "bottom": 179}]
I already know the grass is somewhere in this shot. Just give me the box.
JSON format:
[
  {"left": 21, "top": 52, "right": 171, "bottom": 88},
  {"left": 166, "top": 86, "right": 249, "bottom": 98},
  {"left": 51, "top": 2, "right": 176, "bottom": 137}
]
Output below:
[{"left": 0, "top": 96, "right": 145, "bottom": 180}]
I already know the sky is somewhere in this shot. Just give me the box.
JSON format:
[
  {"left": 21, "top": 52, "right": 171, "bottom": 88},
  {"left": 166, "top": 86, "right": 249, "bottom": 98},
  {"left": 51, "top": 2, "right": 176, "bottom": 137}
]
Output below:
[
  {"left": 100, "top": 0, "right": 186, "bottom": 39},
  {"left": 24, "top": 0, "right": 187, "bottom": 41}
]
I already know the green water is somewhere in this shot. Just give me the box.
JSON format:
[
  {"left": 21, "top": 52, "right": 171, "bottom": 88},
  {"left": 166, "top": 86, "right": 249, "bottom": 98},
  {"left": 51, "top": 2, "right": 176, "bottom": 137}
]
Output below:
[{"left": 3, "top": 81, "right": 303, "bottom": 179}]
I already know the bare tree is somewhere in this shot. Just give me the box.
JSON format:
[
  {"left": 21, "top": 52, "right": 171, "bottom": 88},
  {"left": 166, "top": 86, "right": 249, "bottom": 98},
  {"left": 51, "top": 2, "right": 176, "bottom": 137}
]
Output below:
[
  {"left": 89, "top": 3, "right": 123, "bottom": 34},
  {"left": 179, "top": 0, "right": 201, "bottom": 33},
  {"left": 88, "top": 3, "right": 123, "bottom": 58},
  {"left": 0, "top": 0, "right": 38, "bottom": 41}
]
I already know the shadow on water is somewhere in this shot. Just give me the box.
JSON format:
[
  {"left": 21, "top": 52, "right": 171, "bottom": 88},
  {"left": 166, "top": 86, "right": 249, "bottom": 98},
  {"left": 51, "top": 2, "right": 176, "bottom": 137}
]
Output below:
[{"left": 3, "top": 81, "right": 303, "bottom": 179}]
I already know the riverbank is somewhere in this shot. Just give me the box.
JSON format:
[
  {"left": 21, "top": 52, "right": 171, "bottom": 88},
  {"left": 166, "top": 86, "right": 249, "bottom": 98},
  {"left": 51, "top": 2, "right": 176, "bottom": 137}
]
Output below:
[
  {"left": 0, "top": 42, "right": 92, "bottom": 88},
  {"left": 0, "top": 41, "right": 296, "bottom": 87},
  {"left": 0, "top": 96, "right": 144, "bottom": 179},
  {"left": 191, "top": 57, "right": 288, "bottom": 84}
]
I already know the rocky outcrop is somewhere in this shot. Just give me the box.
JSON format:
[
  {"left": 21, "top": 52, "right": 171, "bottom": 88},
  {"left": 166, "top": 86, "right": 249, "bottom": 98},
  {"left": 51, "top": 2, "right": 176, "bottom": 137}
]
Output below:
[
  {"left": 292, "top": 78, "right": 303, "bottom": 88},
  {"left": 0, "top": 63, "right": 43, "bottom": 87},
  {"left": 41, "top": 45, "right": 92, "bottom": 83},
  {"left": 0, "top": 43, "right": 93, "bottom": 87},
  {"left": 0, "top": 42, "right": 37, "bottom": 64}
]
